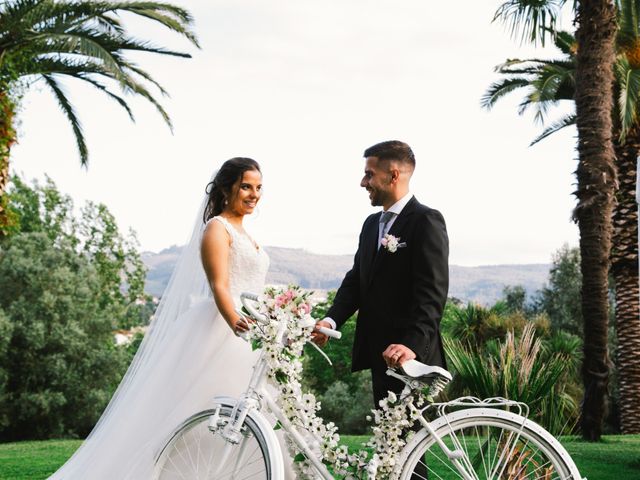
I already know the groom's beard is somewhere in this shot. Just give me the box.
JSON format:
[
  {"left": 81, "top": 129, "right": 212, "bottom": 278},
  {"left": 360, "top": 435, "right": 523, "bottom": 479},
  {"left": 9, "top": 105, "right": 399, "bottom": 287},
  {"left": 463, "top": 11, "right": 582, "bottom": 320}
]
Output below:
[{"left": 367, "top": 189, "right": 383, "bottom": 206}]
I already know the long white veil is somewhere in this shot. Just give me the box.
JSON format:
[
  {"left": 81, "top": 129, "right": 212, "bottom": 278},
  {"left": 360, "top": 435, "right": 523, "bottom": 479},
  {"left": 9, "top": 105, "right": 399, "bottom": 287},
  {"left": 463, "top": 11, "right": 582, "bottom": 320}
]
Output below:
[
  {"left": 49, "top": 179, "right": 214, "bottom": 478},
  {"left": 113, "top": 191, "right": 211, "bottom": 387}
]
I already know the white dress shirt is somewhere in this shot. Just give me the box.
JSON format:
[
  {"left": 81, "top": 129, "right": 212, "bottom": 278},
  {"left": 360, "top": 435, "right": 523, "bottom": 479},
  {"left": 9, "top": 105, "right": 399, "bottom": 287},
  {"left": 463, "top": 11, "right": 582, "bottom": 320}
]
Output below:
[
  {"left": 323, "top": 191, "right": 413, "bottom": 331},
  {"left": 378, "top": 191, "right": 413, "bottom": 248}
]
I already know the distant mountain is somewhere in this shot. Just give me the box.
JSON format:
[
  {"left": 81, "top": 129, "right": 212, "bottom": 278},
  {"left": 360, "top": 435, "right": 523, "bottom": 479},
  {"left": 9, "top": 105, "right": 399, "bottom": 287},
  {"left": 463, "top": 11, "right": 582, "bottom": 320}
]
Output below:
[{"left": 141, "top": 246, "right": 550, "bottom": 305}]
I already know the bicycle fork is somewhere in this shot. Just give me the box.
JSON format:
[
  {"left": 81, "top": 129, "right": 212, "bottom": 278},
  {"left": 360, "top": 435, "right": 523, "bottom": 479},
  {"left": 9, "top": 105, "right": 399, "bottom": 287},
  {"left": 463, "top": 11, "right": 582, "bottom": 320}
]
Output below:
[{"left": 207, "top": 400, "right": 256, "bottom": 478}]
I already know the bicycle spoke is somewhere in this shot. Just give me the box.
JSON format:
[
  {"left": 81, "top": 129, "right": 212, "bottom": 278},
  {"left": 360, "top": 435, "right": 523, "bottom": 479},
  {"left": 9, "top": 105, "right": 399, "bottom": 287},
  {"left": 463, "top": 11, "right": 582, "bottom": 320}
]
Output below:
[
  {"left": 474, "top": 424, "right": 490, "bottom": 480},
  {"left": 399, "top": 411, "right": 581, "bottom": 480},
  {"left": 446, "top": 425, "right": 478, "bottom": 479},
  {"left": 156, "top": 409, "right": 271, "bottom": 480},
  {"left": 426, "top": 444, "right": 466, "bottom": 478}
]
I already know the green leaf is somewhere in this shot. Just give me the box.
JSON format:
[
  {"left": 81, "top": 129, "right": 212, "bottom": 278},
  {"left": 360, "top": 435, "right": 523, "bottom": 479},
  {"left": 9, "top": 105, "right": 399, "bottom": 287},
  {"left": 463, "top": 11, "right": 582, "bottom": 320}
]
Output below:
[
  {"left": 275, "top": 370, "right": 288, "bottom": 384},
  {"left": 251, "top": 339, "right": 262, "bottom": 351},
  {"left": 294, "top": 453, "right": 306, "bottom": 462},
  {"left": 273, "top": 421, "right": 282, "bottom": 430}
]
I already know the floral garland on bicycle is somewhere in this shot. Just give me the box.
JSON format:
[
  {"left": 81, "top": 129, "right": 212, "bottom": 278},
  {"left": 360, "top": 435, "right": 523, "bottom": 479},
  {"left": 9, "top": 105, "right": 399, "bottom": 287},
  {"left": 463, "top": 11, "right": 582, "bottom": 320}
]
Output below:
[{"left": 246, "top": 285, "right": 431, "bottom": 479}]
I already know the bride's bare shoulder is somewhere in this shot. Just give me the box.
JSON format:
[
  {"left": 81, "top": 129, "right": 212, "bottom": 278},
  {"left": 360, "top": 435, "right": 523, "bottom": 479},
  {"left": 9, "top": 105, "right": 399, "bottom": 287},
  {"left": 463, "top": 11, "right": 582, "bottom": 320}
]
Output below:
[{"left": 202, "top": 217, "right": 232, "bottom": 247}]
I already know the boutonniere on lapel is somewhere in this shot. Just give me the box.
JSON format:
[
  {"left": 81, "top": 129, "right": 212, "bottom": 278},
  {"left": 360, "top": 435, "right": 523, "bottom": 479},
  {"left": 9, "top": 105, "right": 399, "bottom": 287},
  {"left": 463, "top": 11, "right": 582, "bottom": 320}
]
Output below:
[{"left": 381, "top": 234, "right": 407, "bottom": 253}]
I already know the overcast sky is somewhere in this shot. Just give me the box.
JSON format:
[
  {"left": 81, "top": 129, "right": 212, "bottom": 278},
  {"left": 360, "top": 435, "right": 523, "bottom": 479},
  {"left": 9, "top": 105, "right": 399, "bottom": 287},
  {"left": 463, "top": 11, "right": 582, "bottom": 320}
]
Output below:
[{"left": 10, "top": 0, "right": 578, "bottom": 266}]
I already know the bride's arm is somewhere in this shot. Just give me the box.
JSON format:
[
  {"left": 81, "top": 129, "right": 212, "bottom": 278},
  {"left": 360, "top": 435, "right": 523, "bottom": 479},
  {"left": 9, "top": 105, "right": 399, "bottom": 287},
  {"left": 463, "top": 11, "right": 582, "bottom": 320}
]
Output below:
[{"left": 200, "top": 221, "right": 247, "bottom": 334}]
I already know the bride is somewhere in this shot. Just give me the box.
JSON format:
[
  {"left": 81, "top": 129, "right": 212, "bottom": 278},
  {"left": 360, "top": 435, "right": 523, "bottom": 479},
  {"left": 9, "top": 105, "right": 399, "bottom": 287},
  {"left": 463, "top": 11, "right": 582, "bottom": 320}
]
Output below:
[{"left": 49, "top": 158, "right": 294, "bottom": 479}]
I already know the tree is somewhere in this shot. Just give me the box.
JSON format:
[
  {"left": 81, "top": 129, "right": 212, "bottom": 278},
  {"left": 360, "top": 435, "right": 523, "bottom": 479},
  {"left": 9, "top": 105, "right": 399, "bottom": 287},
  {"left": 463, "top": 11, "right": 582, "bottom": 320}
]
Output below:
[
  {"left": 493, "top": 0, "right": 618, "bottom": 440},
  {"left": 0, "top": 232, "right": 131, "bottom": 440},
  {"left": 534, "top": 245, "right": 583, "bottom": 335},
  {"left": 486, "top": 2, "right": 640, "bottom": 433},
  {"left": 0, "top": 0, "right": 200, "bottom": 233},
  {"left": 6, "top": 175, "right": 149, "bottom": 329},
  {"left": 609, "top": 0, "right": 640, "bottom": 433},
  {"left": 502, "top": 285, "right": 528, "bottom": 313},
  {"left": 0, "top": 175, "right": 149, "bottom": 439}
]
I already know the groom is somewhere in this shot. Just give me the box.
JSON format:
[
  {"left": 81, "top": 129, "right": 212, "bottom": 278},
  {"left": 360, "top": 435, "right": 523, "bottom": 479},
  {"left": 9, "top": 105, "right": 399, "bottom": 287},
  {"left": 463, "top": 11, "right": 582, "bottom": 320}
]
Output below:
[{"left": 315, "top": 140, "right": 449, "bottom": 405}]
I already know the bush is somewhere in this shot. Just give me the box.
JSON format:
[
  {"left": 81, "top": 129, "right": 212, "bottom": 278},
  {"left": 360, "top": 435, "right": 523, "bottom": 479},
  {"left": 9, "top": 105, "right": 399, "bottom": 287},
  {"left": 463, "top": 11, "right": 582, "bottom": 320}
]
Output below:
[
  {"left": 318, "top": 372, "right": 374, "bottom": 434},
  {"left": 445, "top": 323, "right": 578, "bottom": 435}
]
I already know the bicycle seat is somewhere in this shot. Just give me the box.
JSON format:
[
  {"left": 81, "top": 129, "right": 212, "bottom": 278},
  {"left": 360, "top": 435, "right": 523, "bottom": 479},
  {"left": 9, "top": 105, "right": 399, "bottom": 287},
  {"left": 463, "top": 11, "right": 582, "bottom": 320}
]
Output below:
[{"left": 400, "top": 360, "right": 452, "bottom": 382}]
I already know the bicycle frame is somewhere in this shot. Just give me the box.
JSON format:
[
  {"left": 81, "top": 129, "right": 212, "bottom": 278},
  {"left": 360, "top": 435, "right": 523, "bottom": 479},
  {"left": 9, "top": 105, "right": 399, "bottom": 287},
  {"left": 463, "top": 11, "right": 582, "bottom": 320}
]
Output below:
[
  {"left": 211, "top": 304, "right": 335, "bottom": 480},
  {"left": 216, "top": 348, "right": 520, "bottom": 480}
]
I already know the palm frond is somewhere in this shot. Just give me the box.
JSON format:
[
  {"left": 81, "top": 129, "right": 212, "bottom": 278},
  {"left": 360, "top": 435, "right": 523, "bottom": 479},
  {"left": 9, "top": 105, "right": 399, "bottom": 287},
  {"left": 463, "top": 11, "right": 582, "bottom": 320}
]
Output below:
[
  {"left": 528, "top": 64, "right": 573, "bottom": 122},
  {"left": 495, "top": 58, "right": 574, "bottom": 75},
  {"left": 28, "top": 32, "right": 126, "bottom": 81},
  {"left": 107, "top": 36, "right": 192, "bottom": 58},
  {"left": 120, "top": 60, "right": 168, "bottom": 96},
  {"left": 617, "top": 0, "right": 639, "bottom": 46},
  {"left": 615, "top": 55, "right": 640, "bottom": 139},
  {"left": 120, "top": 75, "right": 172, "bottom": 130},
  {"left": 75, "top": 74, "right": 135, "bottom": 121},
  {"left": 42, "top": 73, "right": 88, "bottom": 165},
  {"left": 123, "top": 7, "right": 199, "bottom": 47},
  {"left": 553, "top": 30, "right": 577, "bottom": 55},
  {"left": 530, "top": 113, "right": 576, "bottom": 145},
  {"left": 481, "top": 77, "right": 532, "bottom": 110},
  {"left": 492, "top": 0, "right": 568, "bottom": 46},
  {"left": 94, "top": 13, "right": 125, "bottom": 36}
]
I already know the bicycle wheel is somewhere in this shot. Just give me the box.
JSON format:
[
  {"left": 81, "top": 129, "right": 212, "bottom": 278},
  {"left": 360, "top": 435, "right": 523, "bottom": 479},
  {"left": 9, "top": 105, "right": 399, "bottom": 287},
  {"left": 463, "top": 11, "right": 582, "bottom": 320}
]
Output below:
[
  {"left": 398, "top": 408, "right": 582, "bottom": 480},
  {"left": 154, "top": 405, "right": 277, "bottom": 480}
]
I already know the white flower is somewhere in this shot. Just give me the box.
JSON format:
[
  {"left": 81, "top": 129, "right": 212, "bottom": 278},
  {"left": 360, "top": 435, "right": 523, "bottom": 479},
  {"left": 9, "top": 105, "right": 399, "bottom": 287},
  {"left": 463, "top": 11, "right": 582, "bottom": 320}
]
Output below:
[{"left": 380, "top": 233, "right": 400, "bottom": 253}]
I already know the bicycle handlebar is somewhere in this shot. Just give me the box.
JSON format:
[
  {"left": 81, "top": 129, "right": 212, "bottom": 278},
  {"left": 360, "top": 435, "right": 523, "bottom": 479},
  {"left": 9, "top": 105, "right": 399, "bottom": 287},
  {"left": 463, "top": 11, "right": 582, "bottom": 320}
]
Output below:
[
  {"left": 316, "top": 325, "right": 342, "bottom": 339},
  {"left": 240, "top": 292, "right": 342, "bottom": 340},
  {"left": 240, "top": 292, "right": 267, "bottom": 323}
]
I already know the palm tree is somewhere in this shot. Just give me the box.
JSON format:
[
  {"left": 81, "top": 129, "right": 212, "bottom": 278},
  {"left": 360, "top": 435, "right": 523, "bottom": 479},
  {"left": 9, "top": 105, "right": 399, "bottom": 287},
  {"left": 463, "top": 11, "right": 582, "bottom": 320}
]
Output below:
[
  {"left": 493, "top": 0, "right": 618, "bottom": 441},
  {"left": 610, "top": 1, "right": 640, "bottom": 434},
  {"left": 0, "top": 0, "right": 200, "bottom": 234},
  {"left": 485, "top": 1, "right": 640, "bottom": 434}
]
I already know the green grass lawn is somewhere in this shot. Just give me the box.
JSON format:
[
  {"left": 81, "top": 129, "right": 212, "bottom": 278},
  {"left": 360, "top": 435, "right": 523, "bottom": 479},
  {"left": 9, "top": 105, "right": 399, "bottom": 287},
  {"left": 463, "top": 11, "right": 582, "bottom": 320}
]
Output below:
[
  {"left": 343, "top": 434, "right": 640, "bottom": 479},
  {"left": 0, "top": 435, "right": 638, "bottom": 479},
  {"left": 0, "top": 439, "right": 82, "bottom": 480}
]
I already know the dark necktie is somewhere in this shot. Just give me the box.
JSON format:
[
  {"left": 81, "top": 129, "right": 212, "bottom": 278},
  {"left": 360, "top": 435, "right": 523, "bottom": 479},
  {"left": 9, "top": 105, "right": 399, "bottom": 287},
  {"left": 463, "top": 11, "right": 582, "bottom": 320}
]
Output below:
[{"left": 378, "top": 211, "right": 394, "bottom": 248}]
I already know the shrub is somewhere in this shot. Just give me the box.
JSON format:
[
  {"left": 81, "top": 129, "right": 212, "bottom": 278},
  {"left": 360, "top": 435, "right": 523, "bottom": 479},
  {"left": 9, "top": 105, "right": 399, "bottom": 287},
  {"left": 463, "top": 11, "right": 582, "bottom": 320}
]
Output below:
[{"left": 445, "top": 323, "right": 578, "bottom": 435}]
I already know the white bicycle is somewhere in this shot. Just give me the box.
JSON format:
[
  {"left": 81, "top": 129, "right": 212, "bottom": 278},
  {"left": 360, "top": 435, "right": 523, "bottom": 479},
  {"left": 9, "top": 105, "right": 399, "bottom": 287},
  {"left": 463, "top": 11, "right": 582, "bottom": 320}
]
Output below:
[{"left": 153, "top": 292, "right": 585, "bottom": 480}]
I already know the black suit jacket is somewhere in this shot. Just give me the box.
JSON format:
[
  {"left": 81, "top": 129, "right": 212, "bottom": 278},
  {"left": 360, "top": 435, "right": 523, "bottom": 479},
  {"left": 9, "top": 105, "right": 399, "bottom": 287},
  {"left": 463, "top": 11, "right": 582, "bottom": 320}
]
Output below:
[{"left": 327, "top": 196, "right": 449, "bottom": 373}]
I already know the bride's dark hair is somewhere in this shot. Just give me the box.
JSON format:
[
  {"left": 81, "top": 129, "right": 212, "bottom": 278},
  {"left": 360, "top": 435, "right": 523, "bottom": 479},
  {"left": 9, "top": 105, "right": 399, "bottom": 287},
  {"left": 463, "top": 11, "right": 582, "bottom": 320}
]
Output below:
[{"left": 203, "top": 157, "right": 261, "bottom": 223}]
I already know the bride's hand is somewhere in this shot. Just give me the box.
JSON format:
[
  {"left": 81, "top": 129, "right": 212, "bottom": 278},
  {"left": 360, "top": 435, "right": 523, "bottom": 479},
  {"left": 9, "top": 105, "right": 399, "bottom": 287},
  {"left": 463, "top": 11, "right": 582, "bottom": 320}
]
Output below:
[{"left": 233, "top": 315, "right": 251, "bottom": 335}]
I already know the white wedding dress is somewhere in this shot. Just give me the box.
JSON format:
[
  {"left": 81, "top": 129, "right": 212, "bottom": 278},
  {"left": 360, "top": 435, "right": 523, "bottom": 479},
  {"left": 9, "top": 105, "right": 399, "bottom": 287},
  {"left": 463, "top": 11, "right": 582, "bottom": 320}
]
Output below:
[{"left": 49, "top": 216, "right": 293, "bottom": 479}]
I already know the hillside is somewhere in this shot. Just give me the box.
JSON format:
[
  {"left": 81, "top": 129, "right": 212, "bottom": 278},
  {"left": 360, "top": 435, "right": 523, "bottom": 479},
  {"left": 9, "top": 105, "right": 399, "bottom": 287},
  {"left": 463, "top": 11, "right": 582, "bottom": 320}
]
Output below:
[{"left": 142, "top": 246, "right": 550, "bottom": 305}]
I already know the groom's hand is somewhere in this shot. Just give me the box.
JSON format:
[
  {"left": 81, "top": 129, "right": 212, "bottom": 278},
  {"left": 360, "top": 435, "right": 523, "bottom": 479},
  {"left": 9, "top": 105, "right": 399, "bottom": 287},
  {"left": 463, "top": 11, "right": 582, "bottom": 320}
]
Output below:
[
  {"left": 312, "top": 320, "right": 332, "bottom": 347},
  {"left": 383, "top": 344, "right": 416, "bottom": 368}
]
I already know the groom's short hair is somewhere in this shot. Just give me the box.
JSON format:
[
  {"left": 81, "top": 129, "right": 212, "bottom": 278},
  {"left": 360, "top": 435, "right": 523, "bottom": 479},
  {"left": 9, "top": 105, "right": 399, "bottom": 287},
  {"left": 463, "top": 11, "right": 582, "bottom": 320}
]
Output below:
[{"left": 364, "top": 140, "right": 415, "bottom": 168}]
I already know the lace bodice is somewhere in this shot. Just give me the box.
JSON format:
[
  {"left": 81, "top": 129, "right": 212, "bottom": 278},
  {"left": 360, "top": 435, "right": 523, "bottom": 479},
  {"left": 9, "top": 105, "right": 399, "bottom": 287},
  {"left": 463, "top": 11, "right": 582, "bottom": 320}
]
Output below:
[{"left": 208, "top": 216, "right": 270, "bottom": 300}]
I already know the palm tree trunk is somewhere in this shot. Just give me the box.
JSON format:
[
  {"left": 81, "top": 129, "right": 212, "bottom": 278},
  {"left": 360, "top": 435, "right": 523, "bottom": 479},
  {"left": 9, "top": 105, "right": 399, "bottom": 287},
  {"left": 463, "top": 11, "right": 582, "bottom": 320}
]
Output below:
[
  {"left": 612, "top": 127, "right": 640, "bottom": 434},
  {"left": 0, "top": 90, "right": 16, "bottom": 237},
  {"left": 574, "top": 0, "right": 618, "bottom": 441}
]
